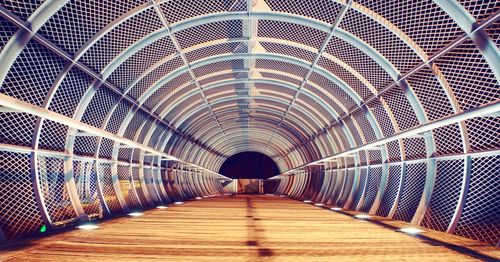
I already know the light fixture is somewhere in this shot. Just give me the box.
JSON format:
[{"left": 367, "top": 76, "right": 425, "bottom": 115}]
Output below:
[
  {"left": 174, "top": 201, "right": 184, "bottom": 205},
  {"left": 314, "top": 203, "right": 324, "bottom": 206},
  {"left": 399, "top": 227, "right": 425, "bottom": 234},
  {"left": 354, "top": 214, "right": 371, "bottom": 219},
  {"left": 203, "top": 196, "right": 209, "bottom": 198},
  {"left": 303, "top": 200, "right": 312, "bottom": 203},
  {"left": 128, "top": 212, "right": 144, "bottom": 217},
  {"left": 330, "top": 207, "right": 342, "bottom": 211},
  {"left": 77, "top": 224, "right": 99, "bottom": 230},
  {"left": 156, "top": 206, "right": 169, "bottom": 209},
  {"left": 195, "top": 197, "right": 203, "bottom": 200}
]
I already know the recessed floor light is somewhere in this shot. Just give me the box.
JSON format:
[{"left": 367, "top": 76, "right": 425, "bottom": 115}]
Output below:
[
  {"left": 77, "top": 224, "right": 99, "bottom": 230},
  {"left": 314, "top": 203, "right": 324, "bottom": 206},
  {"left": 128, "top": 212, "right": 144, "bottom": 217},
  {"left": 303, "top": 200, "right": 312, "bottom": 203},
  {"left": 195, "top": 197, "right": 203, "bottom": 200},
  {"left": 174, "top": 201, "right": 184, "bottom": 205},
  {"left": 399, "top": 227, "right": 425, "bottom": 234},
  {"left": 330, "top": 207, "right": 342, "bottom": 211},
  {"left": 354, "top": 214, "right": 371, "bottom": 219},
  {"left": 156, "top": 206, "right": 169, "bottom": 209}
]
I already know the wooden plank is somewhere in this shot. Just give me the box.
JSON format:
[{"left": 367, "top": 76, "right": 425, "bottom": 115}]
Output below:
[{"left": 0, "top": 195, "right": 498, "bottom": 261}]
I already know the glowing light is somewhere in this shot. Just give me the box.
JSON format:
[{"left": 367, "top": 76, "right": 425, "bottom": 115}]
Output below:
[
  {"left": 128, "top": 212, "right": 144, "bottom": 217},
  {"left": 203, "top": 196, "right": 209, "bottom": 198},
  {"left": 195, "top": 197, "right": 203, "bottom": 200},
  {"left": 399, "top": 227, "right": 425, "bottom": 234},
  {"left": 156, "top": 206, "right": 169, "bottom": 209},
  {"left": 39, "top": 225, "right": 47, "bottom": 233},
  {"left": 330, "top": 207, "right": 342, "bottom": 211},
  {"left": 77, "top": 224, "right": 99, "bottom": 230},
  {"left": 174, "top": 201, "right": 184, "bottom": 205},
  {"left": 303, "top": 200, "right": 312, "bottom": 203},
  {"left": 314, "top": 203, "right": 324, "bottom": 206},
  {"left": 354, "top": 214, "right": 371, "bottom": 219}
]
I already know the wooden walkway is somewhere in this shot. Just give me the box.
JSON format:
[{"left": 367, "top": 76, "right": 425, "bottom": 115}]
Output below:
[{"left": 1, "top": 195, "right": 498, "bottom": 261}]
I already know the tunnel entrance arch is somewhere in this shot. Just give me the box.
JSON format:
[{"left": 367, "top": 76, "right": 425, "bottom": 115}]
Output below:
[{"left": 219, "top": 152, "right": 280, "bottom": 180}]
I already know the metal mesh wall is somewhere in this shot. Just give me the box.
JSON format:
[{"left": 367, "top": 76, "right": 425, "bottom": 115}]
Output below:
[{"left": 0, "top": 0, "right": 498, "bottom": 245}]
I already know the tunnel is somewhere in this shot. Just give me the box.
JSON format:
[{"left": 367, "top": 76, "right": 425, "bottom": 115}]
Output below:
[{"left": 0, "top": 0, "right": 499, "bottom": 260}]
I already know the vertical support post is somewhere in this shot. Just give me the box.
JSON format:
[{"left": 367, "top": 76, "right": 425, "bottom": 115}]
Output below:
[
  {"left": 63, "top": 155, "right": 86, "bottom": 217},
  {"left": 447, "top": 155, "right": 472, "bottom": 233},
  {"left": 30, "top": 151, "right": 53, "bottom": 230},
  {"left": 388, "top": 162, "right": 406, "bottom": 219}
]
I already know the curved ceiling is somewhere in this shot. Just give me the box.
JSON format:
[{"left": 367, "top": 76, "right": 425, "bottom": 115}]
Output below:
[{"left": 0, "top": 0, "right": 498, "bottom": 176}]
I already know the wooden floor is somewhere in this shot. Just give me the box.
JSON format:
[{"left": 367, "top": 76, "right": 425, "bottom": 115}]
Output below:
[{"left": 0, "top": 195, "right": 498, "bottom": 261}]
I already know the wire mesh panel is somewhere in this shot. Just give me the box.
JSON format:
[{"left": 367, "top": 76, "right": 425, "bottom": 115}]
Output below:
[
  {"left": 465, "top": 117, "right": 500, "bottom": 152},
  {"left": 79, "top": 8, "right": 163, "bottom": 72},
  {"left": 0, "top": 112, "right": 37, "bottom": 147},
  {"left": 0, "top": 0, "right": 44, "bottom": 21},
  {"left": 37, "top": 156, "right": 77, "bottom": 226},
  {"left": 160, "top": 0, "right": 246, "bottom": 24},
  {"left": 337, "top": 169, "right": 355, "bottom": 207},
  {"left": 355, "top": 0, "right": 464, "bottom": 55},
  {"left": 0, "top": 16, "right": 17, "bottom": 53},
  {"left": 48, "top": 67, "right": 94, "bottom": 117},
  {"left": 117, "top": 165, "right": 141, "bottom": 210},
  {"left": 1, "top": 40, "right": 65, "bottom": 107},
  {"left": 455, "top": 155, "right": 499, "bottom": 244},
  {"left": 37, "top": 0, "right": 147, "bottom": 55},
  {"left": 432, "top": 123, "right": 464, "bottom": 156},
  {"left": 0, "top": 151, "right": 44, "bottom": 239},
  {"left": 97, "top": 163, "right": 122, "bottom": 214},
  {"left": 393, "top": 162, "right": 427, "bottom": 222},
  {"left": 421, "top": 159, "right": 464, "bottom": 232},
  {"left": 339, "top": 8, "right": 422, "bottom": 74},
  {"left": 144, "top": 167, "right": 161, "bottom": 204},
  {"left": 38, "top": 120, "right": 69, "bottom": 152},
  {"left": 132, "top": 166, "right": 149, "bottom": 207},
  {"left": 376, "top": 164, "right": 402, "bottom": 217},
  {"left": 349, "top": 168, "right": 367, "bottom": 210},
  {"left": 359, "top": 167, "right": 382, "bottom": 212},
  {"left": 73, "top": 160, "right": 102, "bottom": 219},
  {"left": 434, "top": 39, "right": 499, "bottom": 111}
]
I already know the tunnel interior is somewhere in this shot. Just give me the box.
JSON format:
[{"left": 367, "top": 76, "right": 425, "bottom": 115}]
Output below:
[
  {"left": 219, "top": 151, "right": 280, "bottom": 179},
  {"left": 0, "top": 0, "right": 499, "bottom": 258}
]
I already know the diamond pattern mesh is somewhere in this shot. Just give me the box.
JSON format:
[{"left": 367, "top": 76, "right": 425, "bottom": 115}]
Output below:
[
  {"left": 0, "top": 0, "right": 498, "bottom": 244},
  {"left": 421, "top": 159, "right": 463, "bottom": 232},
  {"left": 455, "top": 155, "right": 499, "bottom": 244},
  {"left": 393, "top": 163, "right": 427, "bottom": 222}
]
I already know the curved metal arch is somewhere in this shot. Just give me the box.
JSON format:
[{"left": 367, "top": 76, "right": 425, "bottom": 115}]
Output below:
[
  {"left": 188, "top": 110, "right": 304, "bottom": 146},
  {"left": 139, "top": 52, "right": 362, "bottom": 107},
  {"left": 96, "top": 10, "right": 427, "bottom": 167},
  {"left": 171, "top": 93, "right": 324, "bottom": 131},
  {"left": 212, "top": 135, "right": 293, "bottom": 160},
  {"left": 209, "top": 119, "right": 302, "bottom": 148},
  {"left": 189, "top": 78, "right": 340, "bottom": 119},
  {"left": 189, "top": 122, "right": 306, "bottom": 160},
  {"left": 172, "top": 99, "right": 320, "bottom": 147},
  {"left": 162, "top": 89, "right": 336, "bottom": 140},
  {"left": 183, "top": 110, "right": 310, "bottom": 151},
  {"left": 435, "top": 0, "right": 500, "bottom": 81}
]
